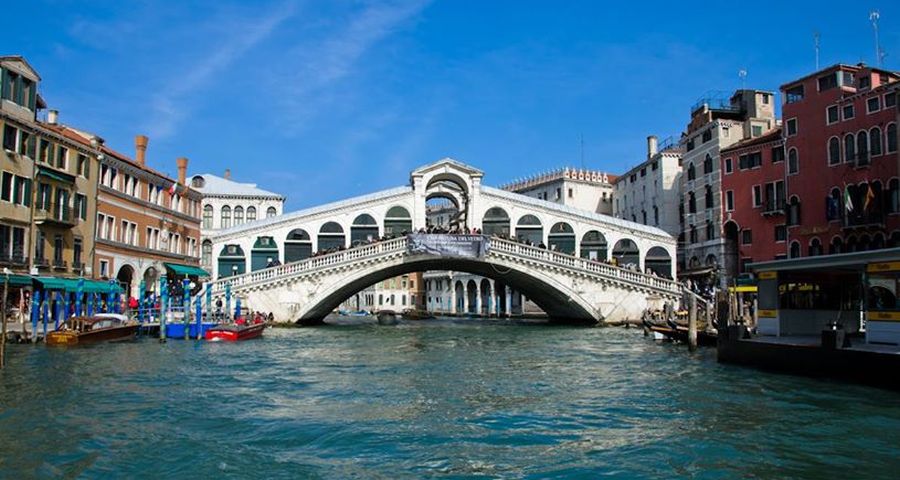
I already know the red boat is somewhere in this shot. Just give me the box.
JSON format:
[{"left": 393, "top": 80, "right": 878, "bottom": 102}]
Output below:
[{"left": 204, "top": 323, "right": 266, "bottom": 342}]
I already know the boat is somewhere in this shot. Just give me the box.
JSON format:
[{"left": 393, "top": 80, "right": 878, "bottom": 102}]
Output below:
[
  {"left": 165, "top": 322, "right": 220, "bottom": 339},
  {"left": 642, "top": 316, "right": 718, "bottom": 347},
  {"left": 401, "top": 309, "right": 434, "bottom": 320},
  {"left": 376, "top": 310, "right": 399, "bottom": 325},
  {"left": 47, "top": 314, "right": 139, "bottom": 346},
  {"left": 204, "top": 322, "right": 266, "bottom": 341}
]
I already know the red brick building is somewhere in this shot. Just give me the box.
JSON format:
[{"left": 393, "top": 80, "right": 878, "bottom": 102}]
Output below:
[
  {"left": 780, "top": 64, "right": 899, "bottom": 257},
  {"left": 720, "top": 127, "right": 787, "bottom": 273}
]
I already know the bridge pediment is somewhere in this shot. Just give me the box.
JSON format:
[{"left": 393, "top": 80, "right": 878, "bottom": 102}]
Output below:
[{"left": 410, "top": 157, "right": 484, "bottom": 184}]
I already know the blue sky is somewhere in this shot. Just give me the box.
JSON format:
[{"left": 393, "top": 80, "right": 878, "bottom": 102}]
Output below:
[{"left": 7, "top": 1, "right": 899, "bottom": 209}]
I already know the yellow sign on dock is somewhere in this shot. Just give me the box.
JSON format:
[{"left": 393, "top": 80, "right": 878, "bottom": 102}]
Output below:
[{"left": 867, "top": 262, "right": 900, "bottom": 273}]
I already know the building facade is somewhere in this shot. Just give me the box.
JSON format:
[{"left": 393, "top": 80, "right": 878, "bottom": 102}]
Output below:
[
  {"left": 500, "top": 167, "right": 616, "bottom": 215},
  {"left": 780, "top": 64, "right": 899, "bottom": 257},
  {"left": 679, "top": 89, "right": 777, "bottom": 286},
  {"left": 90, "top": 134, "right": 203, "bottom": 299},
  {"left": 1, "top": 56, "right": 101, "bottom": 283},
  {"left": 719, "top": 127, "right": 787, "bottom": 272},
  {"left": 189, "top": 171, "right": 285, "bottom": 272},
  {"left": 614, "top": 135, "right": 684, "bottom": 238}
]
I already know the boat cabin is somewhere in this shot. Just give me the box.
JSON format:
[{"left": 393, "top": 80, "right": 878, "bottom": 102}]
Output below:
[{"left": 750, "top": 248, "right": 900, "bottom": 345}]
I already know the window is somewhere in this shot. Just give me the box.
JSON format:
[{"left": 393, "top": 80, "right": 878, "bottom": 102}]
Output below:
[
  {"left": 567, "top": 188, "right": 573, "bottom": 198},
  {"left": 35, "top": 230, "right": 45, "bottom": 262},
  {"left": 703, "top": 154, "right": 713, "bottom": 174},
  {"left": 53, "top": 234, "right": 64, "bottom": 264},
  {"left": 752, "top": 185, "right": 762, "bottom": 207},
  {"left": 3, "top": 124, "right": 16, "bottom": 151},
  {"left": 56, "top": 146, "right": 68, "bottom": 169},
  {"left": 828, "top": 137, "right": 841, "bottom": 165},
  {"left": 686, "top": 138, "right": 695, "bottom": 151},
  {"left": 886, "top": 92, "right": 897, "bottom": 108},
  {"left": 725, "top": 191, "right": 734, "bottom": 211},
  {"left": 867, "top": 96, "right": 881, "bottom": 114},
  {"left": 724, "top": 158, "right": 733, "bottom": 174},
  {"left": 818, "top": 74, "right": 837, "bottom": 91},
  {"left": 555, "top": 187, "right": 561, "bottom": 200},
  {"left": 266, "top": 206, "right": 277, "bottom": 218},
  {"left": 221, "top": 206, "right": 231, "bottom": 229},
  {"left": 827, "top": 105, "right": 839, "bottom": 124},
  {"left": 844, "top": 134, "right": 856, "bottom": 163},
  {"left": 786, "top": 118, "right": 797, "bottom": 137},
  {"left": 739, "top": 152, "right": 762, "bottom": 169},
  {"left": 73, "top": 238, "right": 82, "bottom": 267},
  {"left": 706, "top": 221, "right": 715, "bottom": 240},
  {"left": 840, "top": 71, "right": 855, "bottom": 87},
  {"left": 786, "top": 85, "right": 804, "bottom": 103},
  {"left": 775, "top": 225, "right": 787, "bottom": 242},
  {"left": 688, "top": 192, "right": 696, "bottom": 213},
  {"left": 234, "top": 206, "right": 244, "bottom": 225},
  {"left": 75, "top": 194, "right": 87, "bottom": 220},
  {"left": 889, "top": 179, "right": 900, "bottom": 214},
  {"left": 871, "top": 127, "right": 883, "bottom": 156},
  {"left": 843, "top": 104, "right": 855, "bottom": 120},
  {"left": 640, "top": 168, "right": 646, "bottom": 177},
  {"left": 751, "top": 125, "right": 763, "bottom": 137},
  {"left": 0, "top": 172, "right": 11, "bottom": 202},
  {"left": 741, "top": 229, "right": 752, "bottom": 245},
  {"left": 787, "top": 197, "right": 802, "bottom": 226},
  {"left": 651, "top": 161, "right": 658, "bottom": 171},
  {"left": 99, "top": 260, "right": 109, "bottom": 278},
  {"left": 687, "top": 163, "right": 695, "bottom": 181},
  {"left": 762, "top": 93, "right": 770, "bottom": 104},
  {"left": 247, "top": 206, "right": 257, "bottom": 222},
  {"left": 771, "top": 146, "right": 785, "bottom": 163},
  {"left": 653, "top": 206, "right": 659, "bottom": 225},
  {"left": 705, "top": 185, "right": 713, "bottom": 209},
  {"left": 38, "top": 139, "right": 52, "bottom": 163},
  {"left": 202, "top": 205, "right": 213, "bottom": 229},
  {"left": 857, "top": 131, "right": 870, "bottom": 166},
  {"left": 689, "top": 225, "right": 698, "bottom": 244},
  {"left": 702, "top": 129, "right": 712, "bottom": 143},
  {"left": 888, "top": 123, "right": 897, "bottom": 153},
  {"left": 859, "top": 75, "right": 871, "bottom": 90}
]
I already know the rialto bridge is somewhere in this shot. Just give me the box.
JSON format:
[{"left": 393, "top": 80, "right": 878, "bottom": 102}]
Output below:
[{"left": 204, "top": 159, "right": 680, "bottom": 324}]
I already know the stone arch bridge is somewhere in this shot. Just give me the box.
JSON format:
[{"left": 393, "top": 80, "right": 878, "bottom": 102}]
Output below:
[{"left": 204, "top": 159, "right": 680, "bottom": 324}]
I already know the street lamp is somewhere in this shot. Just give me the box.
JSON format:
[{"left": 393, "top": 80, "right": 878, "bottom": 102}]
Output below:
[{"left": 232, "top": 265, "right": 238, "bottom": 277}]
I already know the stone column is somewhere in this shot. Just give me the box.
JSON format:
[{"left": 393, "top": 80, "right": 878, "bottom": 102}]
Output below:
[
  {"left": 475, "top": 284, "right": 483, "bottom": 316},
  {"left": 450, "top": 275, "right": 457, "bottom": 315},
  {"left": 505, "top": 286, "right": 512, "bottom": 317},
  {"left": 489, "top": 280, "right": 496, "bottom": 317},
  {"left": 463, "top": 283, "right": 470, "bottom": 314}
]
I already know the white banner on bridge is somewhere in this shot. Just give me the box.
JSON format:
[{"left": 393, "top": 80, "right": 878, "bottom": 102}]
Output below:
[{"left": 407, "top": 234, "right": 490, "bottom": 258}]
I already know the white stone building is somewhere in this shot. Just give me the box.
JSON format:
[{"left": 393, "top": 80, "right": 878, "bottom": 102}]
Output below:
[
  {"left": 500, "top": 167, "right": 616, "bottom": 215},
  {"left": 189, "top": 170, "right": 285, "bottom": 271},
  {"left": 614, "top": 135, "right": 684, "bottom": 238}
]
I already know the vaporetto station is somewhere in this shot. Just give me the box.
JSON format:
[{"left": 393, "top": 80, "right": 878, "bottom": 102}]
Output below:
[{"left": 204, "top": 159, "right": 680, "bottom": 324}]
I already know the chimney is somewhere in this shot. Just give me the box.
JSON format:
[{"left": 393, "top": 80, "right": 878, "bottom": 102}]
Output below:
[
  {"left": 224, "top": 168, "right": 231, "bottom": 180},
  {"left": 647, "top": 135, "right": 658, "bottom": 158},
  {"left": 47, "top": 110, "right": 59, "bottom": 125},
  {"left": 135, "top": 135, "right": 149, "bottom": 167},
  {"left": 176, "top": 157, "right": 188, "bottom": 185}
]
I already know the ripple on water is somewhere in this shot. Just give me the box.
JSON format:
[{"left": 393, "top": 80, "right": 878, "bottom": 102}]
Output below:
[{"left": 1, "top": 324, "right": 900, "bottom": 479}]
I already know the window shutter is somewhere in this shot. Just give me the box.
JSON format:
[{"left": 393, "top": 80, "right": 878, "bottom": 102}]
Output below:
[{"left": 0, "top": 68, "right": 7, "bottom": 100}]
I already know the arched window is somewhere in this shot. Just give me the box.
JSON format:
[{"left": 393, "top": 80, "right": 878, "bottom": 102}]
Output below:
[
  {"left": 827, "top": 187, "right": 842, "bottom": 221},
  {"left": 808, "top": 238, "right": 822, "bottom": 257},
  {"left": 887, "top": 123, "right": 897, "bottom": 153},
  {"left": 688, "top": 192, "right": 696, "bottom": 213},
  {"left": 234, "top": 206, "right": 244, "bottom": 225},
  {"left": 857, "top": 131, "right": 870, "bottom": 165},
  {"left": 202, "top": 204, "right": 213, "bottom": 229},
  {"left": 788, "top": 196, "right": 801, "bottom": 225},
  {"left": 828, "top": 137, "right": 841, "bottom": 165},
  {"left": 703, "top": 154, "right": 713, "bottom": 174},
  {"left": 844, "top": 134, "right": 856, "bottom": 163},
  {"left": 889, "top": 179, "right": 900, "bottom": 214},
  {"left": 221, "top": 206, "right": 231, "bottom": 229},
  {"left": 871, "top": 127, "right": 883, "bottom": 156},
  {"left": 687, "top": 163, "right": 696, "bottom": 181},
  {"left": 689, "top": 225, "right": 698, "bottom": 243},
  {"left": 705, "top": 220, "right": 715, "bottom": 240},
  {"left": 515, "top": 214, "right": 543, "bottom": 245},
  {"left": 482, "top": 207, "right": 510, "bottom": 237},
  {"left": 201, "top": 240, "right": 212, "bottom": 266},
  {"left": 829, "top": 237, "right": 843, "bottom": 255},
  {"left": 705, "top": 185, "right": 713, "bottom": 209},
  {"left": 247, "top": 206, "right": 257, "bottom": 222},
  {"left": 789, "top": 241, "right": 801, "bottom": 258},
  {"left": 788, "top": 148, "right": 799, "bottom": 174}
]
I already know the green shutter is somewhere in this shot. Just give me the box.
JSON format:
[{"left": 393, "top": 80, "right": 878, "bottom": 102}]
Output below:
[
  {"left": 14, "top": 75, "right": 22, "bottom": 105},
  {"left": 23, "top": 178, "right": 31, "bottom": 207},
  {"left": 28, "top": 81, "right": 36, "bottom": 110},
  {"left": 12, "top": 177, "right": 20, "bottom": 205},
  {"left": 0, "top": 68, "right": 7, "bottom": 100}
]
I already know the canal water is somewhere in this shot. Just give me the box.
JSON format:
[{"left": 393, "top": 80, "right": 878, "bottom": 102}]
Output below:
[{"left": 1, "top": 318, "right": 900, "bottom": 479}]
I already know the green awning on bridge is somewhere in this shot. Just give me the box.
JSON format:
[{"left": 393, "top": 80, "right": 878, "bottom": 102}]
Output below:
[{"left": 164, "top": 263, "right": 210, "bottom": 278}]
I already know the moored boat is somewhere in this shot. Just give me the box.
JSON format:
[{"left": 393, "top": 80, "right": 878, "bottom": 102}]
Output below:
[
  {"left": 204, "top": 322, "right": 266, "bottom": 341},
  {"left": 47, "top": 314, "right": 139, "bottom": 346},
  {"left": 376, "top": 310, "right": 399, "bottom": 325},
  {"left": 401, "top": 309, "right": 435, "bottom": 320}
]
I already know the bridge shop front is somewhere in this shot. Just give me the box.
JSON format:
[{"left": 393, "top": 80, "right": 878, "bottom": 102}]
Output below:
[{"left": 718, "top": 248, "right": 900, "bottom": 390}]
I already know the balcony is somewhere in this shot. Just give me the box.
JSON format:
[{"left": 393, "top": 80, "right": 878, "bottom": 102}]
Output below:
[
  {"left": 0, "top": 252, "right": 27, "bottom": 267},
  {"left": 762, "top": 198, "right": 786, "bottom": 216},
  {"left": 72, "top": 262, "right": 85, "bottom": 274},
  {"left": 34, "top": 257, "right": 50, "bottom": 269},
  {"left": 52, "top": 259, "right": 68, "bottom": 271},
  {"left": 34, "top": 204, "right": 76, "bottom": 228}
]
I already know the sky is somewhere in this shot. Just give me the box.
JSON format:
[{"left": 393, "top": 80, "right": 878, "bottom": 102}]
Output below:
[{"left": 6, "top": 0, "right": 900, "bottom": 210}]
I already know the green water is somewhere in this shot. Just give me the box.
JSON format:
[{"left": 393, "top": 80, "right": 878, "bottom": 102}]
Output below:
[{"left": 1, "top": 318, "right": 899, "bottom": 479}]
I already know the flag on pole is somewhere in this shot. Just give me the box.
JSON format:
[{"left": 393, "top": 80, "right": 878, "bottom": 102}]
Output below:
[
  {"left": 864, "top": 182, "right": 875, "bottom": 211},
  {"left": 168, "top": 182, "right": 178, "bottom": 195},
  {"left": 844, "top": 185, "right": 854, "bottom": 213}
]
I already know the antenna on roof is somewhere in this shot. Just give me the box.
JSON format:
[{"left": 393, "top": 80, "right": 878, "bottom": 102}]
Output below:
[
  {"left": 870, "top": 10, "right": 883, "bottom": 67},
  {"left": 814, "top": 31, "right": 820, "bottom": 70}
]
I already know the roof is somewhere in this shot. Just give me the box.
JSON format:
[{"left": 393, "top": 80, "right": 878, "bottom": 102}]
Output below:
[
  {"left": 410, "top": 157, "right": 484, "bottom": 178},
  {"left": 779, "top": 63, "right": 900, "bottom": 90},
  {"left": 191, "top": 173, "right": 285, "bottom": 199},
  {"left": 0, "top": 55, "right": 41, "bottom": 81},
  {"left": 750, "top": 248, "right": 900, "bottom": 273},
  {"left": 720, "top": 127, "right": 783, "bottom": 154}
]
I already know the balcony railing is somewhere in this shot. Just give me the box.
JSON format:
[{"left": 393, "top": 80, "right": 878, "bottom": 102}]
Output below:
[
  {"left": 52, "top": 259, "right": 68, "bottom": 270},
  {"left": 0, "top": 252, "right": 27, "bottom": 266},
  {"left": 763, "top": 198, "right": 786, "bottom": 216},
  {"left": 34, "top": 257, "right": 50, "bottom": 268},
  {"left": 72, "top": 262, "right": 85, "bottom": 273},
  {"left": 34, "top": 203, "right": 76, "bottom": 227}
]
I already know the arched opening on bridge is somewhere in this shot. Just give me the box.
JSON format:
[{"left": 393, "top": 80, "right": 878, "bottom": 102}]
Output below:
[
  {"left": 426, "top": 197, "right": 459, "bottom": 230},
  {"left": 479, "top": 278, "right": 492, "bottom": 315},
  {"left": 454, "top": 280, "right": 465, "bottom": 314},
  {"left": 318, "top": 222, "right": 346, "bottom": 252},
  {"left": 466, "top": 279, "right": 478, "bottom": 314},
  {"left": 611, "top": 239, "right": 639, "bottom": 269},
  {"left": 515, "top": 215, "right": 543, "bottom": 245},
  {"left": 285, "top": 229, "right": 312, "bottom": 263},
  {"left": 645, "top": 247, "right": 672, "bottom": 278},
  {"left": 384, "top": 206, "right": 412, "bottom": 237},
  {"left": 251, "top": 236, "right": 279, "bottom": 271},
  {"left": 116, "top": 264, "right": 134, "bottom": 298},
  {"left": 482, "top": 207, "right": 510, "bottom": 237},
  {"left": 218, "top": 245, "right": 246, "bottom": 278},
  {"left": 143, "top": 266, "right": 158, "bottom": 294},
  {"left": 580, "top": 230, "right": 608, "bottom": 261},
  {"left": 351, "top": 214, "right": 379, "bottom": 246},
  {"left": 548, "top": 222, "right": 575, "bottom": 254}
]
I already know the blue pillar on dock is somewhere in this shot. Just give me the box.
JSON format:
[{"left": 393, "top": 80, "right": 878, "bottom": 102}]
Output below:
[
  {"left": 182, "top": 278, "right": 190, "bottom": 340},
  {"left": 41, "top": 296, "right": 48, "bottom": 341},
  {"left": 54, "top": 292, "right": 63, "bottom": 330},
  {"left": 235, "top": 297, "right": 241, "bottom": 321},
  {"left": 205, "top": 287, "right": 212, "bottom": 320},
  {"left": 225, "top": 283, "right": 232, "bottom": 323},
  {"left": 108, "top": 279, "right": 117, "bottom": 313},
  {"left": 76, "top": 278, "right": 84, "bottom": 316},
  {"left": 31, "top": 290, "right": 41, "bottom": 343},
  {"left": 138, "top": 279, "right": 146, "bottom": 323},
  {"left": 159, "top": 274, "right": 168, "bottom": 341},
  {"left": 195, "top": 294, "right": 203, "bottom": 339}
]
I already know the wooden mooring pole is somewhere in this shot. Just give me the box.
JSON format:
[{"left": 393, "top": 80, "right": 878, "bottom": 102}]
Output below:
[
  {"left": 1, "top": 273, "right": 9, "bottom": 369},
  {"left": 688, "top": 293, "right": 698, "bottom": 352}
]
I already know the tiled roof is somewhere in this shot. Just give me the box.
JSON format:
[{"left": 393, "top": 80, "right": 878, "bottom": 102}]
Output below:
[
  {"left": 720, "top": 127, "right": 783, "bottom": 153},
  {"left": 191, "top": 173, "right": 285, "bottom": 199}
]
